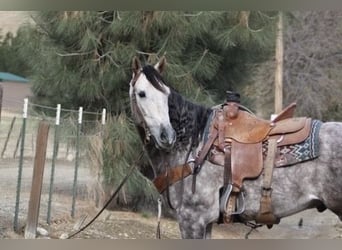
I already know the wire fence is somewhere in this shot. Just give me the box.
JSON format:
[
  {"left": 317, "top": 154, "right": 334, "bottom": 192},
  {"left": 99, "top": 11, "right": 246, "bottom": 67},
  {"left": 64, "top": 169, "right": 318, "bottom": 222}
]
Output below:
[{"left": 0, "top": 97, "right": 106, "bottom": 234}]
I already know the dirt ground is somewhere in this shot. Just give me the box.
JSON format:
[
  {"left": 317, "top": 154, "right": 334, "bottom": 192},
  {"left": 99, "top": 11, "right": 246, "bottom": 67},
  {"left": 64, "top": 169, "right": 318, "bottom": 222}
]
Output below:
[
  {"left": 3, "top": 206, "right": 342, "bottom": 239},
  {"left": 43, "top": 209, "right": 342, "bottom": 239},
  {"left": 1, "top": 158, "right": 342, "bottom": 239}
]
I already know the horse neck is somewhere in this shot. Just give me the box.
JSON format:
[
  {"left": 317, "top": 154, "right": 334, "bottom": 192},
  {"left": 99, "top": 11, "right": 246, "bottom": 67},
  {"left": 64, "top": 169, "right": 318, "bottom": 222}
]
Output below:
[
  {"left": 134, "top": 87, "right": 212, "bottom": 179},
  {"left": 147, "top": 89, "right": 212, "bottom": 173},
  {"left": 168, "top": 89, "right": 212, "bottom": 151}
]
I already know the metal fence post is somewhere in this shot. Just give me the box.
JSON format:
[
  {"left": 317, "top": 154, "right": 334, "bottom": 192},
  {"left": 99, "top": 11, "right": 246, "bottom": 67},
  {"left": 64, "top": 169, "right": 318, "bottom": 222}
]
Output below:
[
  {"left": 13, "top": 98, "right": 28, "bottom": 232},
  {"left": 47, "top": 104, "right": 61, "bottom": 224},
  {"left": 71, "top": 106, "right": 82, "bottom": 217}
]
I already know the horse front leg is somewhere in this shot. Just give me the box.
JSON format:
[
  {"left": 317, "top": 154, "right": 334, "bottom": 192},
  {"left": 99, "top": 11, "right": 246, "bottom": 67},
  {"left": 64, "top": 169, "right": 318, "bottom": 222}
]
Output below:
[
  {"left": 179, "top": 221, "right": 211, "bottom": 239},
  {"left": 205, "top": 223, "right": 213, "bottom": 239},
  {"left": 178, "top": 219, "right": 213, "bottom": 239}
]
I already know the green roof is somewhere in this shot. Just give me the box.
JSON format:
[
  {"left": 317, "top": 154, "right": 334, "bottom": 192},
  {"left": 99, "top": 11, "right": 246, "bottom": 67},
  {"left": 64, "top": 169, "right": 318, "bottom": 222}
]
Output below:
[{"left": 0, "top": 72, "right": 29, "bottom": 83}]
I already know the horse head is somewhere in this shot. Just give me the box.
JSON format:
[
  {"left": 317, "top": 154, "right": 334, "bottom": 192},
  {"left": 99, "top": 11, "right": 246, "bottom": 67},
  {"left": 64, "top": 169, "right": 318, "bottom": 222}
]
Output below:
[{"left": 129, "top": 56, "right": 176, "bottom": 150}]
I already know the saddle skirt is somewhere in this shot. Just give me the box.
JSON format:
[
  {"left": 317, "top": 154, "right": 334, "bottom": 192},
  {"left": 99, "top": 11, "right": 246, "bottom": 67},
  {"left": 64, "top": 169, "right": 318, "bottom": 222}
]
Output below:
[{"left": 204, "top": 104, "right": 322, "bottom": 189}]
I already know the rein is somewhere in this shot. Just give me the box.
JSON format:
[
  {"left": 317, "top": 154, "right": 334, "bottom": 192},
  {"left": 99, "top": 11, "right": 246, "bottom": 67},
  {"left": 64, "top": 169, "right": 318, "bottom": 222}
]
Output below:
[{"left": 66, "top": 155, "right": 140, "bottom": 239}]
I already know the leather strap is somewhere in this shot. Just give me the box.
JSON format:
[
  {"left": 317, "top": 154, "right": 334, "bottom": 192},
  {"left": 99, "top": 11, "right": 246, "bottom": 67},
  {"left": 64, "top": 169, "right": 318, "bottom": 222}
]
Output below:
[
  {"left": 192, "top": 128, "right": 219, "bottom": 193},
  {"left": 153, "top": 164, "right": 193, "bottom": 194},
  {"left": 223, "top": 193, "right": 236, "bottom": 224},
  {"left": 195, "top": 129, "right": 218, "bottom": 169},
  {"left": 262, "top": 138, "right": 277, "bottom": 188},
  {"left": 217, "top": 110, "right": 226, "bottom": 151},
  {"left": 223, "top": 145, "right": 232, "bottom": 186},
  {"left": 256, "top": 138, "right": 279, "bottom": 225}
]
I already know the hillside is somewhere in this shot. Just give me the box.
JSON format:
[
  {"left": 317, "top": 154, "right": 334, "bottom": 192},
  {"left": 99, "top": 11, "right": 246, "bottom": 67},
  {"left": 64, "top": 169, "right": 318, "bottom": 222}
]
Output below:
[{"left": 0, "top": 11, "right": 34, "bottom": 36}]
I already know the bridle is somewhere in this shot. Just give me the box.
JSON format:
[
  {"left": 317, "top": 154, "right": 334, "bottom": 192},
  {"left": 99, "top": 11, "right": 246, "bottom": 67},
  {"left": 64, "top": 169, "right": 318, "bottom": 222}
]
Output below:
[{"left": 130, "top": 70, "right": 152, "bottom": 144}]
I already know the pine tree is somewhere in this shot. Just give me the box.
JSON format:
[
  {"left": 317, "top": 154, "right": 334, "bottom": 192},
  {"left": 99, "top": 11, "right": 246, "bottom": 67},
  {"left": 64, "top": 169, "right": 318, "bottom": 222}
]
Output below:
[
  {"left": 16, "top": 11, "right": 276, "bottom": 211},
  {"left": 18, "top": 11, "right": 276, "bottom": 111}
]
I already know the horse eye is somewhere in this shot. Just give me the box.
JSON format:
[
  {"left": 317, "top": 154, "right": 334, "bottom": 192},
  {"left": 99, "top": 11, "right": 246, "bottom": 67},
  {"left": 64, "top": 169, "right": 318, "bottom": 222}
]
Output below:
[{"left": 138, "top": 91, "right": 146, "bottom": 98}]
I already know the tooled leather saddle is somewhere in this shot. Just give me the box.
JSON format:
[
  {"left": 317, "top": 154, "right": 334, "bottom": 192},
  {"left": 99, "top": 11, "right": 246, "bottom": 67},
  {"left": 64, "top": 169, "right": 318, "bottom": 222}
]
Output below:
[
  {"left": 196, "top": 92, "right": 315, "bottom": 225},
  {"left": 208, "top": 102, "right": 311, "bottom": 188}
]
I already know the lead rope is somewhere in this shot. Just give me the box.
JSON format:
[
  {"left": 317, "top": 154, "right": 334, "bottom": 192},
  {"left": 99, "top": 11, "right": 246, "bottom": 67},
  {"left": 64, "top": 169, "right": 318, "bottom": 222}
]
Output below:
[
  {"left": 156, "top": 197, "right": 162, "bottom": 239},
  {"left": 66, "top": 159, "right": 138, "bottom": 239},
  {"left": 244, "top": 221, "right": 263, "bottom": 239},
  {"left": 66, "top": 153, "right": 143, "bottom": 239}
]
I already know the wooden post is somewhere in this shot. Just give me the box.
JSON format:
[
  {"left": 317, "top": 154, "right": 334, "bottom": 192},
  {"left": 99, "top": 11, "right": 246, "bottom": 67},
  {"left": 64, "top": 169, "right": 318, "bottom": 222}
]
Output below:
[
  {"left": 274, "top": 11, "right": 284, "bottom": 114},
  {"left": 24, "top": 120, "right": 50, "bottom": 239}
]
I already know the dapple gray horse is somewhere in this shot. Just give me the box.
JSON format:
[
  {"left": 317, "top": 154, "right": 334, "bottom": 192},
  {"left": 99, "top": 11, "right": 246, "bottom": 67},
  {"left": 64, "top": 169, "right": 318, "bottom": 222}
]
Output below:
[{"left": 129, "top": 56, "right": 342, "bottom": 239}]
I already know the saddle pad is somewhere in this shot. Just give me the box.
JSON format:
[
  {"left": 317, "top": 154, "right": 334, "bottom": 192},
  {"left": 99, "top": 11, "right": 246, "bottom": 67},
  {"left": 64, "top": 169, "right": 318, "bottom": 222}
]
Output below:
[{"left": 272, "top": 119, "right": 322, "bottom": 167}]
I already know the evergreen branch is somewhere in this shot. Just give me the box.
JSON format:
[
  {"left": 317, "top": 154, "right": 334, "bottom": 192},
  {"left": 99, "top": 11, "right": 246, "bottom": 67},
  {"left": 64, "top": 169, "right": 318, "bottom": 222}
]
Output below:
[
  {"left": 183, "top": 12, "right": 203, "bottom": 17},
  {"left": 239, "top": 11, "right": 264, "bottom": 33},
  {"left": 116, "top": 11, "right": 122, "bottom": 21},
  {"left": 56, "top": 51, "right": 93, "bottom": 57},
  {"left": 96, "top": 11, "right": 122, "bottom": 23},
  {"left": 157, "top": 34, "right": 171, "bottom": 55},
  {"left": 93, "top": 51, "right": 120, "bottom": 68},
  {"left": 30, "top": 14, "right": 52, "bottom": 36},
  {"left": 136, "top": 50, "right": 158, "bottom": 57},
  {"left": 97, "top": 11, "right": 114, "bottom": 23},
  {"left": 175, "top": 49, "right": 209, "bottom": 78},
  {"left": 247, "top": 26, "right": 264, "bottom": 33},
  {"left": 193, "top": 49, "right": 209, "bottom": 72},
  {"left": 257, "top": 11, "right": 278, "bottom": 20}
]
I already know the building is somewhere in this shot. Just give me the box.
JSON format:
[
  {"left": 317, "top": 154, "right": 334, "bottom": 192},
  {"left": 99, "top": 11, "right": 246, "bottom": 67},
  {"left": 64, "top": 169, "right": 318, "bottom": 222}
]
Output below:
[{"left": 0, "top": 72, "right": 32, "bottom": 112}]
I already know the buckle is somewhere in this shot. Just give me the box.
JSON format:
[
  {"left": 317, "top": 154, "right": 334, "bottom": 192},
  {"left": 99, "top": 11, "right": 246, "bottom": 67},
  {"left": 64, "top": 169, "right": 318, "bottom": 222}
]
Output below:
[
  {"left": 261, "top": 187, "right": 272, "bottom": 197},
  {"left": 186, "top": 159, "right": 196, "bottom": 174}
]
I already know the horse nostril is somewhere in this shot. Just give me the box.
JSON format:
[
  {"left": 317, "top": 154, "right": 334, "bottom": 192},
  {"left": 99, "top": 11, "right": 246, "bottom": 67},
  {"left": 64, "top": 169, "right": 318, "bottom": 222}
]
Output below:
[{"left": 160, "top": 128, "right": 168, "bottom": 142}]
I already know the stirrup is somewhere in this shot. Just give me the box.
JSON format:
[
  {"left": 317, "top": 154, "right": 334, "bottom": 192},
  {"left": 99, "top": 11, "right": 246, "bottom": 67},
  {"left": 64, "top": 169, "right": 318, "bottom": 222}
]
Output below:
[
  {"left": 219, "top": 184, "right": 233, "bottom": 214},
  {"left": 231, "top": 191, "right": 245, "bottom": 215}
]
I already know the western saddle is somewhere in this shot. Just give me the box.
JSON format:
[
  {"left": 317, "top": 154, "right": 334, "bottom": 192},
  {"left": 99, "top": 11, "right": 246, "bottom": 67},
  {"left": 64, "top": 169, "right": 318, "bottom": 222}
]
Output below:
[
  {"left": 152, "top": 91, "right": 312, "bottom": 227},
  {"left": 200, "top": 92, "right": 312, "bottom": 226}
]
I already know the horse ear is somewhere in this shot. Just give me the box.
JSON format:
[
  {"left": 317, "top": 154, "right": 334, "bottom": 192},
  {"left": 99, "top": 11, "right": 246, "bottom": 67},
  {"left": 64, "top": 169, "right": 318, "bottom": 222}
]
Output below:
[
  {"left": 132, "top": 56, "right": 141, "bottom": 75},
  {"left": 154, "top": 56, "right": 166, "bottom": 74}
]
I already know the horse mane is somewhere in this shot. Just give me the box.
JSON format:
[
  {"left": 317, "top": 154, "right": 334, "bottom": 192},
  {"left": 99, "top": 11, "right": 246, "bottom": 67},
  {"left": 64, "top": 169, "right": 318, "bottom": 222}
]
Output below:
[
  {"left": 168, "top": 89, "right": 212, "bottom": 150},
  {"left": 141, "top": 65, "right": 167, "bottom": 93}
]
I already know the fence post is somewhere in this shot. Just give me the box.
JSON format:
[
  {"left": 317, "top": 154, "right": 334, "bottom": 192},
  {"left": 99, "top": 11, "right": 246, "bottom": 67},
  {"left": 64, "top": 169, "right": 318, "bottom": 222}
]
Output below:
[
  {"left": 101, "top": 108, "right": 106, "bottom": 126},
  {"left": 71, "top": 106, "right": 83, "bottom": 217},
  {"left": 13, "top": 128, "right": 22, "bottom": 158},
  {"left": 13, "top": 98, "right": 28, "bottom": 232},
  {"left": 24, "top": 120, "right": 50, "bottom": 239},
  {"left": 47, "top": 104, "right": 61, "bottom": 224}
]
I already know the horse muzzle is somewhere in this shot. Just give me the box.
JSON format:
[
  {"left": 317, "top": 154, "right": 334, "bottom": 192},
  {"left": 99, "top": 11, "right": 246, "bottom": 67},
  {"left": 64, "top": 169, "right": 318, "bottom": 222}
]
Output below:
[{"left": 158, "top": 125, "right": 176, "bottom": 150}]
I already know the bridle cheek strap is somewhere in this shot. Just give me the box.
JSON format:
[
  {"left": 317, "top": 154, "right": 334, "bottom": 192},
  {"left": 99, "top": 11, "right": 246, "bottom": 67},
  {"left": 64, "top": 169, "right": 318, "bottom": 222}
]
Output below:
[{"left": 130, "top": 85, "right": 151, "bottom": 143}]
